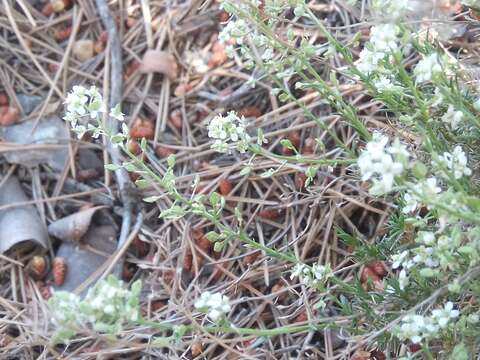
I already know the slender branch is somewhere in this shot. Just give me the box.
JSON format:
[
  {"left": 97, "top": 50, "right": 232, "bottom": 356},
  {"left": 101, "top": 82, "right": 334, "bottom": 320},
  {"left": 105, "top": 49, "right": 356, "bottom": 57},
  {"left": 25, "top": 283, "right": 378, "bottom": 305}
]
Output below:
[{"left": 95, "top": 0, "right": 136, "bottom": 276}]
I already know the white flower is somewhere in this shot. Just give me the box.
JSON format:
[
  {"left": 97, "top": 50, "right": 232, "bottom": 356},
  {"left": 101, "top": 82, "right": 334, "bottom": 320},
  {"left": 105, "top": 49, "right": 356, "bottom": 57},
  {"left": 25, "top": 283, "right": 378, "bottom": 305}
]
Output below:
[
  {"left": 109, "top": 104, "right": 125, "bottom": 121},
  {"left": 358, "top": 133, "right": 408, "bottom": 194},
  {"left": 374, "top": 76, "right": 401, "bottom": 93},
  {"left": 403, "top": 192, "right": 418, "bottom": 213},
  {"left": 392, "top": 250, "right": 409, "bottom": 269},
  {"left": 357, "top": 48, "right": 386, "bottom": 75},
  {"left": 431, "top": 87, "right": 444, "bottom": 107},
  {"left": 431, "top": 302, "right": 459, "bottom": 328},
  {"left": 398, "top": 268, "right": 409, "bottom": 290},
  {"left": 414, "top": 53, "right": 443, "bottom": 83},
  {"left": 195, "top": 291, "right": 231, "bottom": 322},
  {"left": 370, "top": 24, "right": 399, "bottom": 52},
  {"left": 207, "top": 112, "right": 251, "bottom": 153},
  {"left": 439, "top": 146, "right": 472, "bottom": 179},
  {"left": 417, "top": 231, "right": 435, "bottom": 246},
  {"left": 290, "top": 263, "right": 333, "bottom": 288},
  {"left": 441, "top": 105, "right": 464, "bottom": 130}
]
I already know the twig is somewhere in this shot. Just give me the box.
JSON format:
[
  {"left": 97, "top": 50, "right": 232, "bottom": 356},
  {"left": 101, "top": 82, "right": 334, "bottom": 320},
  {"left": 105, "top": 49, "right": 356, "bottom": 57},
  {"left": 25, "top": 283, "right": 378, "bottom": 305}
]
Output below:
[{"left": 94, "top": 0, "right": 138, "bottom": 272}]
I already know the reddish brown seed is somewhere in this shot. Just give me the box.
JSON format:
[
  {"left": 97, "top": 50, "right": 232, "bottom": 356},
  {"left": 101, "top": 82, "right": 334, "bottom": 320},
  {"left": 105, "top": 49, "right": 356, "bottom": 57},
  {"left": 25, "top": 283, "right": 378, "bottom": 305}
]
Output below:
[
  {"left": 288, "top": 131, "right": 301, "bottom": 149},
  {"left": 0, "top": 107, "right": 20, "bottom": 126},
  {"left": 208, "top": 41, "right": 227, "bottom": 67},
  {"left": 52, "top": 257, "right": 66, "bottom": 286},
  {"left": 351, "top": 350, "right": 371, "bottom": 360},
  {"left": 292, "top": 310, "right": 308, "bottom": 323},
  {"left": 295, "top": 172, "right": 307, "bottom": 190},
  {"left": 28, "top": 255, "right": 48, "bottom": 280},
  {"left": 238, "top": 106, "right": 261, "bottom": 118},
  {"left": 169, "top": 109, "right": 183, "bottom": 130},
  {"left": 303, "top": 137, "right": 316, "bottom": 155},
  {"left": 129, "top": 171, "right": 141, "bottom": 182},
  {"left": 243, "top": 250, "right": 261, "bottom": 265},
  {"left": 360, "top": 267, "right": 381, "bottom": 283},
  {"left": 151, "top": 300, "right": 166, "bottom": 312},
  {"left": 409, "top": 343, "right": 422, "bottom": 353},
  {"left": 191, "top": 339, "right": 203, "bottom": 358},
  {"left": 218, "top": 178, "right": 233, "bottom": 196},
  {"left": 174, "top": 83, "right": 193, "bottom": 97},
  {"left": 127, "top": 139, "right": 142, "bottom": 155},
  {"left": 130, "top": 118, "right": 155, "bottom": 140},
  {"left": 53, "top": 27, "right": 72, "bottom": 41},
  {"left": 258, "top": 209, "right": 281, "bottom": 220},
  {"left": 370, "top": 349, "right": 386, "bottom": 360},
  {"left": 218, "top": 11, "right": 230, "bottom": 23},
  {"left": 155, "top": 145, "right": 176, "bottom": 159},
  {"left": 48, "top": 63, "right": 60, "bottom": 73},
  {"left": 41, "top": 3, "right": 54, "bottom": 16},
  {"left": 0, "top": 93, "right": 8, "bottom": 106},
  {"left": 0, "top": 106, "right": 8, "bottom": 116},
  {"left": 368, "top": 261, "right": 387, "bottom": 278}
]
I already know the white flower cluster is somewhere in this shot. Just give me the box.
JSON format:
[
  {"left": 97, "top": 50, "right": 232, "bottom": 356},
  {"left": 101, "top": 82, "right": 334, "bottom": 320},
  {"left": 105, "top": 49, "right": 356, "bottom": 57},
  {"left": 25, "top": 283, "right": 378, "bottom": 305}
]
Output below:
[
  {"left": 374, "top": 76, "right": 401, "bottom": 93},
  {"left": 436, "top": 146, "right": 472, "bottom": 179},
  {"left": 357, "top": 24, "right": 400, "bottom": 75},
  {"left": 49, "top": 276, "right": 142, "bottom": 341},
  {"left": 414, "top": 53, "right": 443, "bottom": 83},
  {"left": 358, "top": 133, "right": 410, "bottom": 195},
  {"left": 441, "top": 105, "right": 464, "bottom": 130},
  {"left": 396, "top": 302, "right": 460, "bottom": 344},
  {"left": 290, "top": 263, "right": 333, "bottom": 288},
  {"left": 402, "top": 177, "right": 442, "bottom": 213},
  {"left": 63, "top": 85, "right": 126, "bottom": 141},
  {"left": 194, "top": 291, "right": 231, "bottom": 322},
  {"left": 392, "top": 230, "right": 463, "bottom": 290},
  {"left": 207, "top": 111, "right": 251, "bottom": 153}
]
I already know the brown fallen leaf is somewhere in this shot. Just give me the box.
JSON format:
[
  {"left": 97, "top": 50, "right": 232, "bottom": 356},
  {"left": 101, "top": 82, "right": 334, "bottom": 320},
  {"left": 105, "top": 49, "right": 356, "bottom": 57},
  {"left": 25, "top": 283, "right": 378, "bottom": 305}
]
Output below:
[
  {"left": 55, "top": 225, "right": 117, "bottom": 293},
  {"left": 139, "top": 50, "right": 178, "bottom": 80},
  {"left": 0, "top": 176, "right": 48, "bottom": 253},
  {"left": 47, "top": 206, "right": 106, "bottom": 243},
  {"left": 0, "top": 116, "right": 69, "bottom": 170}
]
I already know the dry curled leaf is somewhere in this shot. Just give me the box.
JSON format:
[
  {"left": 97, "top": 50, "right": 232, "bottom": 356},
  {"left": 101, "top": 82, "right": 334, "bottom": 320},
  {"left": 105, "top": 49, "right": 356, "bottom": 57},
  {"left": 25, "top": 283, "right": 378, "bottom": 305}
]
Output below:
[
  {"left": 140, "top": 50, "right": 178, "bottom": 80},
  {"left": 1, "top": 116, "right": 69, "bottom": 170},
  {"left": 0, "top": 176, "right": 48, "bottom": 253},
  {"left": 48, "top": 206, "right": 106, "bottom": 242},
  {"left": 55, "top": 225, "right": 117, "bottom": 292}
]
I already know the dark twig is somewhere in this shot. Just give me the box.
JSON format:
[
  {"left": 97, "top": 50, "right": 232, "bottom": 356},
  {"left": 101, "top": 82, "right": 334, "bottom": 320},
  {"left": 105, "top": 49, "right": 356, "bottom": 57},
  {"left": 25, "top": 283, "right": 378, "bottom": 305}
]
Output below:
[{"left": 94, "top": 0, "right": 137, "bottom": 275}]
